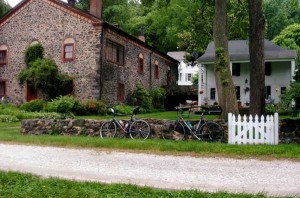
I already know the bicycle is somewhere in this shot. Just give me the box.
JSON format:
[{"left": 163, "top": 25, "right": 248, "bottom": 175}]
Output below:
[
  {"left": 161, "top": 107, "right": 224, "bottom": 142},
  {"left": 100, "top": 106, "right": 151, "bottom": 140}
]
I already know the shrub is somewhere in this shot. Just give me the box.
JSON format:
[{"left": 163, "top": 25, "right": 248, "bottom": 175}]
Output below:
[
  {"left": 83, "top": 100, "right": 106, "bottom": 115},
  {"left": 150, "top": 87, "right": 166, "bottom": 109},
  {"left": 24, "top": 43, "right": 44, "bottom": 65},
  {"left": 20, "top": 99, "right": 45, "bottom": 112},
  {"left": 132, "top": 84, "right": 152, "bottom": 111},
  {"left": 45, "top": 96, "right": 77, "bottom": 113},
  {"left": 0, "top": 115, "right": 19, "bottom": 122}
]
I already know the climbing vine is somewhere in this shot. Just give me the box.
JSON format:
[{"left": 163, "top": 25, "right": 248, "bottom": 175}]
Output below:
[{"left": 215, "top": 47, "right": 229, "bottom": 86}]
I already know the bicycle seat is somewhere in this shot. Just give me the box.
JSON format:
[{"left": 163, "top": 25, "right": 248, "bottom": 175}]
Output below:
[{"left": 133, "top": 106, "right": 140, "bottom": 114}]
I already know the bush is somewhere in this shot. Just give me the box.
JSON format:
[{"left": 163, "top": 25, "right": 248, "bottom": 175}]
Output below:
[
  {"left": 83, "top": 100, "right": 106, "bottom": 115},
  {"left": 0, "top": 115, "right": 19, "bottom": 122},
  {"left": 132, "top": 84, "right": 152, "bottom": 111},
  {"left": 24, "top": 43, "right": 44, "bottom": 65},
  {"left": 150, "top": 88, "right": 166, "bottom": 109},
  {"left": 20, "top": 99, "right": 45, "bottom": 112},
  {"left": 45, "top": 96, "right": 77, "bottom": 114}
]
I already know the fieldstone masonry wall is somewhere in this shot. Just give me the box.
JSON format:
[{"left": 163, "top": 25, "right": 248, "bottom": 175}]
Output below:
[
  {"left": 21, "top": 118, "right": 300, "bottom": 143},
  {"left": 0, "top": 0, "right": 101, "bottom": 102}
]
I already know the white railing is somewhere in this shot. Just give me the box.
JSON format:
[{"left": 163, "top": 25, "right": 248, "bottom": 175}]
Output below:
[{"left": 228, "top": 113, "right": 279, "bottom": 145}]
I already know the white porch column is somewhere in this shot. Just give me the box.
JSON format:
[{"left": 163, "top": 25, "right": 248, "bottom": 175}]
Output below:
[
  {"left": 291, "top": 59, "right": 296, "bottom": 82},
  {"left": 198, "top": 63, "right": 202, "bottom": 106}
]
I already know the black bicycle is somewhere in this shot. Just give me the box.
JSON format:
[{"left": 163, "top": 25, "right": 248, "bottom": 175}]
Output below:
[
  {"left": 161, "top": 107, "right": 224, "bottom": 141},
  {"left": 100, "top": 106, "right": 151, "bottom": 140}
]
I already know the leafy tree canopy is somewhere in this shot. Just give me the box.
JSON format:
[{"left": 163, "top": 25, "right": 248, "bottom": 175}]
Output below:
[{"left": 0, "top": 0, "right": 11, "bottom": 17}]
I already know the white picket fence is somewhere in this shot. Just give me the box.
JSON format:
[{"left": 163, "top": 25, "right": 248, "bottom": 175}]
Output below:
[{"left": 228, "top": 113, "right": 279, "bottom": 145}]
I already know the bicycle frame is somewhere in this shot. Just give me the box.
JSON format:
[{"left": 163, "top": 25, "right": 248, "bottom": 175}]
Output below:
[{"left": 109, "top": 107, "right": 138, "bottom": 134}]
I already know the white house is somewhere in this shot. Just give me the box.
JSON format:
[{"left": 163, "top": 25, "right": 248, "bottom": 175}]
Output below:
[
  {"left": 167, "top": 51, "right": 198, "bottom": 86},
  {"left": 197, "top": 40, "right": 297, "bottom": 107}
]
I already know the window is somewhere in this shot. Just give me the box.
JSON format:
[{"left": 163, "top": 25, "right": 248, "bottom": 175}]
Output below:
[
  {"left": 0, "top": 45, "right": 8, "bottom": 66},
  {"left": 0, "top": 81, "right": 6, "bottom": 98},
  {"left": 155, "top": 64, "right": 159, "bottom": 79},
  {"left": 106, "top": 40, "right": 124, "bottom": 65},
  {"left": 117, "top": 83, "right": 125, "bottom": 102},
  {"left": 0, "top": 50, "right": 7, "bottom": 65},
  {"left": 167, "top": 67, "right": 171, "bottom": 85},
  {"left": 232, "top": 63, "right": 240, "bottom": 76},
  {"left": 63, "top": 38, "right": 75, "bottom": 61},
  {"left": 138, "top": 53, "right": 144, "bottom": 73},
  {"left": 265, "top": 62, "right": 271, "bottom": 76},
  {"left": 235, "top": 86, "right": 240, "bottom": 100},
  {"left": 179, "top": 73, "right": 182, "bottom": 81},
  {"left": 281, "top": 87, "right": 286, "bottom": 94},
  {"left": 186, "top": 73, "right": 192, "bottom": 82},
  {"left": 265, "top": 86, "right": 271, "bottom": 99},
  {"left": 210, "top": 88, "right": 216, "bottom": 100}
]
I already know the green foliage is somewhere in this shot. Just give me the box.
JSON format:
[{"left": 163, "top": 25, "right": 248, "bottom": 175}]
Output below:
[
  {"left": 149, "top": 87, "right": 166, "bottom": 109},
  {"left": 45, "top": 96, "right": 78, "bottom": 114},
  {"left": 191, "top": 74, "right": 199, "bottom": 86},
  {"left": 18, "top": 58, "right": 73, "bottom": 99},
  {"left": 264, "top": 0, "right": 300, "bottom": 40},
  {"left": 0, "top": 0, "right": 11, "bottom": 17},
  {"left": 24, "top": 44, "right": 44, "bottom": 65},
  {"left": 281, "top": 82, "right": 300, "bottom": 111},
  {"left": 83, "top": 100, "right": 106, "bottom": 115},
  {"left": 115, "top": 105, "right": 135, "bottom": 115},
  {"left": 132, "top": 84, "right": 152, "bottom": 111},
  {"left": 0, "top": 115, "right": 19, "bottom": 122},
  {"left": 20, "top": 99, "right": 45, "bottom": 112}
]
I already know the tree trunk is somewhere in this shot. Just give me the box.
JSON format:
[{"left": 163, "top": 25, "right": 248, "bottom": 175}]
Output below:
[
  {"left": 248, "top": 0, "right": 265, "bottom": 116},
  {"left": 213, "top": 0, "right": 239, "bottom": 119}
]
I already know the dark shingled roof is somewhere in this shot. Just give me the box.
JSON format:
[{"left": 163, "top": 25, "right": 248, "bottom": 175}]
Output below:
[{"left": 198, "top": 40, "right": 297, "bottom": 63}]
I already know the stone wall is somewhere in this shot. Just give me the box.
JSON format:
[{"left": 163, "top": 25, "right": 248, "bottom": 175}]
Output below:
[
  {"left": 101, "top": 25, "right": 178, "bottom": 104},
  {"left": 0, "top": 0, "right": 101, "bottom": 102},
  {"left": 21, "top": 118, "right": 300, "bottom": 143},
  {"left": 20, "top": 118, "right": 168, "bottom": 138}
]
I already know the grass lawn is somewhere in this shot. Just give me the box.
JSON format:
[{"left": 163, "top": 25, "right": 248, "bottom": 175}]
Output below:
[
  {"left": 0, "top": 117, "right": 299, "bottom": 198},
  {"left": 0, "top": 122, "right": 299, "bottom": 160},
  {"left": 0, "top": 171, "right": 268, "bottom": 198}
]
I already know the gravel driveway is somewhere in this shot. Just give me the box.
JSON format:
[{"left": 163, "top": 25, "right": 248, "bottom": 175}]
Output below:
[{"left": 0, "top": 143, "right": 299, "bottom": 197}]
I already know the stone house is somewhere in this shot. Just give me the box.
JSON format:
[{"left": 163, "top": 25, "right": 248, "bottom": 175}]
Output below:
[
  {"left": 0, "top": 0, "right": 178, "bottom": 104},
  {"left": 197, "top": 40, "right": 297, "bottom": 107}
]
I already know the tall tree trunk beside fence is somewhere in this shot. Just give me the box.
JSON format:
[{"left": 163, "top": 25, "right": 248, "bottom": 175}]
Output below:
[
  {"left": 213, "top": 0, "right": 239, "bottom": 119},
  {"left": 248, "top": 0, "right": 265, "bottom": 116}
]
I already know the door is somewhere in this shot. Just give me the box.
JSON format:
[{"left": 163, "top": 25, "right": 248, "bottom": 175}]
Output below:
[{"left": 26, "top": 83, "right": 38, "bottom": 101}]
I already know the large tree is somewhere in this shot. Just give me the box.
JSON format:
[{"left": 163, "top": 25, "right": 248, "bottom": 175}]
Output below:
[
  {"left": 248, "top": 0, "right": 265, "bottom": 116},
  {"left": 213, "top": 0, "right": 238, "bottom": 119}
]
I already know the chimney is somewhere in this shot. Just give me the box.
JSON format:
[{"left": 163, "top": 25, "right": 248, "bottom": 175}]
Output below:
[
  {"left": 90, "top": 0, "right": 102, "bottom": 18},
  {"left": 138, "top": 25, "right": 145, "bottom": 42},
  {"left": 68, "top": 0, "right": 76, "bottom": 6}
]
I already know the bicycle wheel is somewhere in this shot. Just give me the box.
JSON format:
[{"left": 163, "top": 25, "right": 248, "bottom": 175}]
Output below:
[
  {"left": 129, "top": 120, "right": 151, "bottom": 140},
  {"left": 196, "top": 122, "right": 224, "bottom": 142},
  {"left": 100, "top": 121, "right": 116, "bottom": 138},
  {"left": 162, "top": 121, "right": 185, "bottom": 140}
]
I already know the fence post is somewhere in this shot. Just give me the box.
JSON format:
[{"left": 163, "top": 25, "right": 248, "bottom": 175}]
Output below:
[
  {"left": 228, "top": 113, "right": 232, "bottom": 144},
  {"left": 274, "top": 113, "right": 279, "bottom": 145}
]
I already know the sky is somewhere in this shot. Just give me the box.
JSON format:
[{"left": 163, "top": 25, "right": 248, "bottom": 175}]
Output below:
[{"left": 6, "top": 0, "right": 67, "bottom": 7}]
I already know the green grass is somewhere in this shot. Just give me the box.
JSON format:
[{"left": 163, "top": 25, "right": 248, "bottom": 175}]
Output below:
[
  {"left": 0, "top": 171, "right": 270, "bottom": 198},
  {"left": 1, "top": 122, "right": 300, "bottom": 160}
]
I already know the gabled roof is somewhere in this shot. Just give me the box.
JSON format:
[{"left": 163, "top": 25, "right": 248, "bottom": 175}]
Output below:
[
  {"left": 167, "top": 51, "right": 186, "bottom": 61},
  {"left": 0, "top": 0, "right": 178, "bottom": 65},
  {"left": 198, "top": 40, "right": 297, "bottom": 63}
]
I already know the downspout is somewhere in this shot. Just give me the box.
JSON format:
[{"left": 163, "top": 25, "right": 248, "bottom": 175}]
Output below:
[{"left": 99, "top": 27, "right": 104, "bottom": 100}]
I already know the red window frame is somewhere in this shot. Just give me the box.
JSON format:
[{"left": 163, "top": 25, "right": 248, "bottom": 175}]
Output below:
[
  {"left": 0, "top": 50, "right": 7, "bottom": 65},
  {"left": 0, "top": 81, "right": 6, "bottom": 98},
  {"left": 63, "top": 43, "right": 75, "bottom": 61},
  {"left": 138, "top": 57, "right": 144, "bottom": 73}
]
